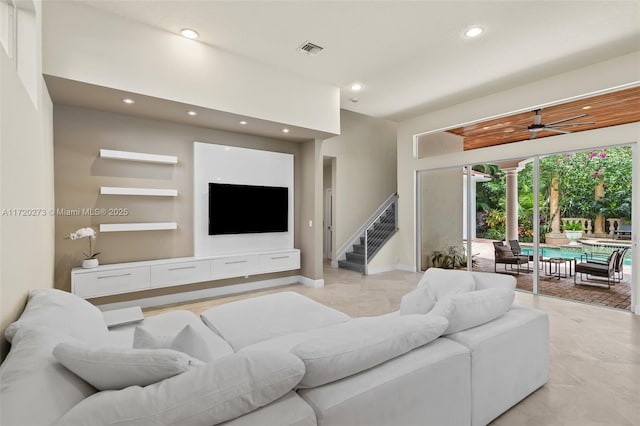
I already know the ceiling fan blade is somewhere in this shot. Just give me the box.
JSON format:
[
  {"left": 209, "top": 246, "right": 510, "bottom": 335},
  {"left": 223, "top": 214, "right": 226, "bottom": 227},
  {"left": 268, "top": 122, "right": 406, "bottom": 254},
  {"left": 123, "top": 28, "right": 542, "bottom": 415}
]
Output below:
[
  {"left": 549, "top": 121, "right": 596, "bottom": 127},
  {"left": 545, "top": 127, "right": 571, "bottom": 134},
  {"left": 546, "top": 113, "right": 588, "bottom": 126},
  {"left": 532, "top": 109, "right": 542, "bottom": 125}
]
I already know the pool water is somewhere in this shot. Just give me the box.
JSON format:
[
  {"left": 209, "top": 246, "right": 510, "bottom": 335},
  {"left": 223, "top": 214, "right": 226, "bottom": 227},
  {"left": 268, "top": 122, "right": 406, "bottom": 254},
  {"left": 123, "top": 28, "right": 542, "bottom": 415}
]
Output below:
[{"left": 521, "top": 246, "right": 632, "bottom": 266}]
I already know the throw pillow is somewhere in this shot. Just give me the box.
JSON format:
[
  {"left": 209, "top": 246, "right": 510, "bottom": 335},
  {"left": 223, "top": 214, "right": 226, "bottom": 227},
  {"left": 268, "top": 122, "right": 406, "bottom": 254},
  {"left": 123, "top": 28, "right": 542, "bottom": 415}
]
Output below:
[
  {"left": 430, "top": 288, "right": 515, "bottom": 335},
  {"left": 53, "top": 350, "right": 306, "bottom": 426},
  {"left": 417, "top": 268, "right": 476, "bottom": 300},
  {"left": 133, "top": 324, "right": 214, "bottom": 362},
  {"left": 291, "top": 314, "right": 448, "bottom": 388},
  {"left": 4, "top": 289, "right": 109, "bottom": 344},
  {"left": 53, "top": 342, "right": 202, "bottom": 391},
  {"left": 399, "top": 286, "right": 436, "bottom": 314}
]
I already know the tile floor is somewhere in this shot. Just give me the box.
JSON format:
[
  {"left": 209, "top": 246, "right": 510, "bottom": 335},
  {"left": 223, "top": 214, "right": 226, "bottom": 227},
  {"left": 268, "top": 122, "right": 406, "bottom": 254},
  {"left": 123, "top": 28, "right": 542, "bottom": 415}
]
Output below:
[{"left": 145, "top": 264, "right": 640, "bottom": 426}]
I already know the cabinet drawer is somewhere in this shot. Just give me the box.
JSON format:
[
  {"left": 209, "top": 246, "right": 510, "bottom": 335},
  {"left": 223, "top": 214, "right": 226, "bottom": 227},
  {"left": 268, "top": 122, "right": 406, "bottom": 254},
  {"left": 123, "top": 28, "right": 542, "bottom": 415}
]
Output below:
[
  {"left": 211, "top": 255, "right": 258, "bottom": 280},
  {"left": 73, "top": 267, "right": 150, "bottom": 299},
  {"left": 150, "top": 260, "right": 210, "bottom": 288},
  {"left": 259, "top": 251, "right": 300, "bottom": 273}
]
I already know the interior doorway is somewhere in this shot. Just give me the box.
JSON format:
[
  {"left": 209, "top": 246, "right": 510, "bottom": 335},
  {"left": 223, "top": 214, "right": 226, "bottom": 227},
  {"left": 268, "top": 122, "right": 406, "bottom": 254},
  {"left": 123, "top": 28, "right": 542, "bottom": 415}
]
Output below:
[{"left": 323, "top": 156, "right": 336, "bottom": 261}]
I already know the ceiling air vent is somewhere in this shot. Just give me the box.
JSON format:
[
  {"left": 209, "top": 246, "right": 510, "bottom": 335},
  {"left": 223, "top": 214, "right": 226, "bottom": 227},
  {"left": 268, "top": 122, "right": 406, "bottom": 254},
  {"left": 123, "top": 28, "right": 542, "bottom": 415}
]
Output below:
[{"left": 298, "top": 41, "right": 324, "bottom": 55}]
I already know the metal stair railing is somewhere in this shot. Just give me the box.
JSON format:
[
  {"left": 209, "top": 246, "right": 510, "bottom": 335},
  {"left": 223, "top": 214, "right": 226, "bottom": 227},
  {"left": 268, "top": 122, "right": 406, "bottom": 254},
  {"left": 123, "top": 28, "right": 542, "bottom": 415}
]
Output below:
[{"left": 337, "top": 193, "right": 399, "bottom": 275}]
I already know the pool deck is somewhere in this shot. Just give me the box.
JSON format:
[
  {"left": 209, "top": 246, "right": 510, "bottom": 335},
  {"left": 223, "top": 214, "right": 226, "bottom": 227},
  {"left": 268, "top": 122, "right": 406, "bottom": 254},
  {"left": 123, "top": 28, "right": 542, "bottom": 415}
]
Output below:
[{"left": 472, "top": 238, "right": 632, "bottom": 311}]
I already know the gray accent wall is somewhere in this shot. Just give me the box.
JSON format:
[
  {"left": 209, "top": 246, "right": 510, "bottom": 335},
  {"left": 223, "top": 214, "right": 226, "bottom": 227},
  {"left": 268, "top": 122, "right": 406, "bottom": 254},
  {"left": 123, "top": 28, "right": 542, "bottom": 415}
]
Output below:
[{"left": 53, "top": 105, "right": 312, "bottom": 303}]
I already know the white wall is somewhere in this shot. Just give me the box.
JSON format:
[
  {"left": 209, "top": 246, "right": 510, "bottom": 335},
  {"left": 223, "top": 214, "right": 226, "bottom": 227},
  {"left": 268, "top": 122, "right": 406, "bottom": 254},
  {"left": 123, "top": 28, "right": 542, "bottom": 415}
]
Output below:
[
  {"left": 391, "top": 51, "right": 640, "bottom": 312},
  {"left": 322, "top": 109, "right": 397, "bottom": 258},
  {"left": 42, "top": 1, "right": 340, "bottom": 135},
  {"left": 0, "top": 0, "right": 54, "bottom": 359}
]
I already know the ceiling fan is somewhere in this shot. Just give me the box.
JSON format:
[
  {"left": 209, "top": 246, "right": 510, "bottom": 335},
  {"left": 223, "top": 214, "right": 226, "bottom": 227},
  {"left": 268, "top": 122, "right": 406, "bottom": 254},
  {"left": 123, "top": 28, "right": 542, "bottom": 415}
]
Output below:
[{"left": 526, "top": 109, "right": 595, "bottom": 139}]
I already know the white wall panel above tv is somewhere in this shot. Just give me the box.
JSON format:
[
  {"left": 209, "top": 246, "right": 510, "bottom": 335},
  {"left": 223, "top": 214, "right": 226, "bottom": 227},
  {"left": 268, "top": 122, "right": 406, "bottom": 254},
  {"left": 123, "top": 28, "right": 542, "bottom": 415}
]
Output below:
[{"left": 194, "top": 142, "right": 294, "bottom": 257}]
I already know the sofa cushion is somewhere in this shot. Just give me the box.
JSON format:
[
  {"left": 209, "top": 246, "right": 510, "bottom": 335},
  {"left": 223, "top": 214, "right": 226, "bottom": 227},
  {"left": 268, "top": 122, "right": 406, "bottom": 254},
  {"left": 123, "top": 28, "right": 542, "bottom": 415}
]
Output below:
[
  {"left": 106, "top": 310, "right": 234, "bottom": 360},
  {"left": 200, "top": 291, "right": 350, "bottom": 350},
  {"left": 53, "top": 343, "right": 201, "bottom": 390},
  {"left": 399, "top": 286, "right": 435, "bottom": 314},
  {"left": 417, "top": 268, "right": 476, "bottom": 299},
  {"left": 291, "top": 314, "right": 448, "bottom": 388},
  {"left": 4, "top": 288, "right": 108, "bottom": 344},
  {"left": 133, "top": 324, "right": 215, "bottom": 362},
  {"left": 430, "top": 288, "right": 515, "bottom": 334},
  {"left": 0, "top": 327, "right": 97, "bottom": 426},
  {"left": 219, "top": 392, "right": 317, "bottom": 426},
  {"left": 54, "top": 350, "right": 306, "bottom": 426},
  {"left": 471, "top": 271, "right": 517, "bottom": 291}
]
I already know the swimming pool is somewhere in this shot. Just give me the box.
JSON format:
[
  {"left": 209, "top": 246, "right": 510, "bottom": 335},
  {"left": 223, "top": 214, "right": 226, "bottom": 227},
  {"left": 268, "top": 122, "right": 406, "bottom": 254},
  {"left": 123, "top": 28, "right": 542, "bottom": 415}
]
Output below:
[{"left": 520, "top": 245, "right": 632, "bottom": 266}]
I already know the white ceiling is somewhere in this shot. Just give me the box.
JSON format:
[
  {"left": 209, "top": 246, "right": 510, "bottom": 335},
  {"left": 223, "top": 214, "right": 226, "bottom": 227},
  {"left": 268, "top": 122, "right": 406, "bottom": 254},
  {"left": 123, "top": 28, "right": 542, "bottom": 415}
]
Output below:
[{"left": 75, "top": 1, "right": 640, "bottom": 122}]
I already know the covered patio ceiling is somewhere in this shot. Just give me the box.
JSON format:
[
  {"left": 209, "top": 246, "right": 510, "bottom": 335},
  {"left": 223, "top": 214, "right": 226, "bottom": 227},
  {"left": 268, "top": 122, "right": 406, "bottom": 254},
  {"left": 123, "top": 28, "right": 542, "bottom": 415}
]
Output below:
[{"left": 448, "top": 86, "right": 640, "bottom": 151}]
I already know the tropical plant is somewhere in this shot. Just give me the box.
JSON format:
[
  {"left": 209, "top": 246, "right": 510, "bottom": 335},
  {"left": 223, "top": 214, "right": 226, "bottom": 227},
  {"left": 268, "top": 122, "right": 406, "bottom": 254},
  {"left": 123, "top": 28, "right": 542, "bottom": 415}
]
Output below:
[{"left": 563, "top": 221, "right": 583, "bottom": 231}]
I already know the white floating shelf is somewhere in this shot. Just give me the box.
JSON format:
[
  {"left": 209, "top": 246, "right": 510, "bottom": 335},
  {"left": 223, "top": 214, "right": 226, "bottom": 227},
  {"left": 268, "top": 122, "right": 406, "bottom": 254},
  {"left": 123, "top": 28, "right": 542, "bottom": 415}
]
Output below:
[
  {"left": 100, "top": 187, "right": 178, "bottom": 197},
  {"left": 100, "top": 149, "right": 178, "bottom": 164},
  {"left": 100, "top": 222, "right": 177, "bottom": 232}
]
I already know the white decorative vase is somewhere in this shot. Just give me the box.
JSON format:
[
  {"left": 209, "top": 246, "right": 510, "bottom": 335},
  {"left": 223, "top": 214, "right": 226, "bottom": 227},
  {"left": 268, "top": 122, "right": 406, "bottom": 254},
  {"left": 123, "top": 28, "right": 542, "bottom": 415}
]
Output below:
[
  {"left": 82, "top": 258, "right": 99, "bottom": 269},
  {"left": 564, "top": 231, "right": 583, "bottom": 246}
]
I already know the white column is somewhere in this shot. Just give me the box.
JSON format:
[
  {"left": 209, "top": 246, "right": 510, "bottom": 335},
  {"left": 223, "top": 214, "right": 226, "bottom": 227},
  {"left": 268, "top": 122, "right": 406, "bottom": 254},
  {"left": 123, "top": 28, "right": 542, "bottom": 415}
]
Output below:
[{"left": 503, "top": 167, "right": 522, "bottom": 242}]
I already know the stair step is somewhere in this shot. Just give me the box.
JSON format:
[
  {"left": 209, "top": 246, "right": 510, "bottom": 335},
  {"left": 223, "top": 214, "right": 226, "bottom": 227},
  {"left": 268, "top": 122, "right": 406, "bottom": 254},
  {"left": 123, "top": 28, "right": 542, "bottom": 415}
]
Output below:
[
  {"left": 338, "top": 260, "right": 365, "bottom": 274},
  {"left": 346, "top": 252, "right": 365, "bottom": 263},
  {"left": 352, "top": 244, "right": 365, "bottom": 254}
]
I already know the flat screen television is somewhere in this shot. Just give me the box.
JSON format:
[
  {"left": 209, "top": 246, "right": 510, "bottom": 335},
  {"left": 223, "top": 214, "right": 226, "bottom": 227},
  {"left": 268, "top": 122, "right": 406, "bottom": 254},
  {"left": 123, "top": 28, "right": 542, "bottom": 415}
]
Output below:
[{"left": 208, "top": 183, "right": 288, "bottom": 235}]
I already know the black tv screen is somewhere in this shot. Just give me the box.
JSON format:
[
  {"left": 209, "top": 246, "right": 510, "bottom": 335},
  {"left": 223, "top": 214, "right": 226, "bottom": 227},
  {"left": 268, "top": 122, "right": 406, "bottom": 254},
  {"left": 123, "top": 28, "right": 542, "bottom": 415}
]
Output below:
[{"left": 209, "top": 183, "right": 288, "bottom": 235}]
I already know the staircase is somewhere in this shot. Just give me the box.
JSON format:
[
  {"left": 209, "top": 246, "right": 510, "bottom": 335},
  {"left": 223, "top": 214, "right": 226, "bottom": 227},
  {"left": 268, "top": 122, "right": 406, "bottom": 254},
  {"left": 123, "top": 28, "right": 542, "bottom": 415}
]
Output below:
[{"left": 337, "top": 194, "right": 398, "bottom": 274}]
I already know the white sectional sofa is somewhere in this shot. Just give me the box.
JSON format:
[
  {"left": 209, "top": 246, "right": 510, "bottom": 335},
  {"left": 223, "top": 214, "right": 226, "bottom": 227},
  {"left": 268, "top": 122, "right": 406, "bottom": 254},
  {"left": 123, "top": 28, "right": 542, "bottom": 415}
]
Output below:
[{"left": 0, "top": 269, "right": 549, "bottom": 426}]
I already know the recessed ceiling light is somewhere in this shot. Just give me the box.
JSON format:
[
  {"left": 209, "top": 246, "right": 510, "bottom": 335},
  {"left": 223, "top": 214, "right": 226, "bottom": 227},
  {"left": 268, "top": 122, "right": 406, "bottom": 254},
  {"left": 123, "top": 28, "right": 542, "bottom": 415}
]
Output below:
[
  {"left": 282, "top": 128, "right": 290, "bottom": 133},
  {"left": 582, "top": 106, "right": 592, "bottom": 110},
  {"left": 239, "top": 121, "right": 248, "bottom": 125},
  {"left": 186, "top": 110, "right": 197, "bottom": 116},
  {"left": 351, "top": 83, "right": 363, "bottom": 91},
  {"left": 464, "top": 26, "right": 484, "bottom": 38},
  {"left": 181, "top": 28, "right": 199, "bottom": 39},
  {"left": 121, "top": 98, "right": 135, "bottom": 104}
]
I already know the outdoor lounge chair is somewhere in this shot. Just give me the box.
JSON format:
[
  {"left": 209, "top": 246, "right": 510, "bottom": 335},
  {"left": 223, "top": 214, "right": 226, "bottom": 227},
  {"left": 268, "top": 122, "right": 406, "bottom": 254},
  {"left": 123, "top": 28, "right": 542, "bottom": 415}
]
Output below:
[
  {"left": 494, "top": 241, "right": 530, "bottom": 275},
  {"left": 586, "top": 247, "right": 628, "bottom": 282},
  {"left": 509, "top": 240, "right": 533, "bottom": 260},
  {"left": 574, "top": 250, "right": 618, "bottom": 289}
]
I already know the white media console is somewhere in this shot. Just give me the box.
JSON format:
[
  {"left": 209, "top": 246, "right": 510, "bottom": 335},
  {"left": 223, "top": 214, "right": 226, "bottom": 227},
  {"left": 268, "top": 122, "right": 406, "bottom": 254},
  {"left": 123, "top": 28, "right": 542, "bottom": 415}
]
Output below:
[{"left": 71, "top": 249, "right": 300, "bottom": 299}]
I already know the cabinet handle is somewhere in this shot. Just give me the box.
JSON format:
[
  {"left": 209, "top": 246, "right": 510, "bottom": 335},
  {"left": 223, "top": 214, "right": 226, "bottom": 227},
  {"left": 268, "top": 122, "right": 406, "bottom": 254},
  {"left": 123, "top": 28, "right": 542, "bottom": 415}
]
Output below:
[
  {"left": 169, "top": 266, "right": 196, "bottom": 271},
  {"left": 98, "top": 273, "right": 131, "bottom": 279},
  {"left": 225, "top": 260, "right": 248, "bottom": 265},
  {"left": 271, "top": 256, "right": 289, "bottom": 260}
]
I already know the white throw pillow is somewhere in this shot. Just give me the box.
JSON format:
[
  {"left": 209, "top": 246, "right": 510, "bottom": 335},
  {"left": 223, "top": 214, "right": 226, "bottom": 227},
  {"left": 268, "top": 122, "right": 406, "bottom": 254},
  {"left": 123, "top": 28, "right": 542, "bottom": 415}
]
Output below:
[
  {"left": 399, "top": 286, "right": 436, "bottom": 314},
  {"left": 4, "top": 289, "right": 108, "bottom": 344},
  {"left": 133, "top": 324, "right": 214, "bottom": 362},
  {"left": 418, "top": 268, "right": 476, "bottom": 299},
  {"left": 291, "top": 314, "right": 448, "bottom": 388},
  {"left": 53, "top": 350, "right": 306, "bottom": 426},
  {"left": 431, "top": 288, "right": 515, "bottom": 335},
  {"left": 53, "top": 343, "right": 202, "bottom": 390},
  {"left": 0, "top": 327, "right": 96, "bottom": 426}
]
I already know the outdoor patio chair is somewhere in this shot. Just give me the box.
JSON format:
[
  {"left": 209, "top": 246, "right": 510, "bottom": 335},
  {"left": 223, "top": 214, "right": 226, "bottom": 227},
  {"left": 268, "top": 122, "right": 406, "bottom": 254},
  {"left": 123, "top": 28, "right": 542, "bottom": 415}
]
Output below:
[
  {"left": 494, "top": 241, "right": 530, "bottom": 275},
  {"left": 574, "top": 250, "right": 618, "bottom": 289},
  {"left": 508, "top": 240, "right": 533, "bottom": 260},
  {"left": 586, "top": 247, "right": 628, "bottom": 282}
]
